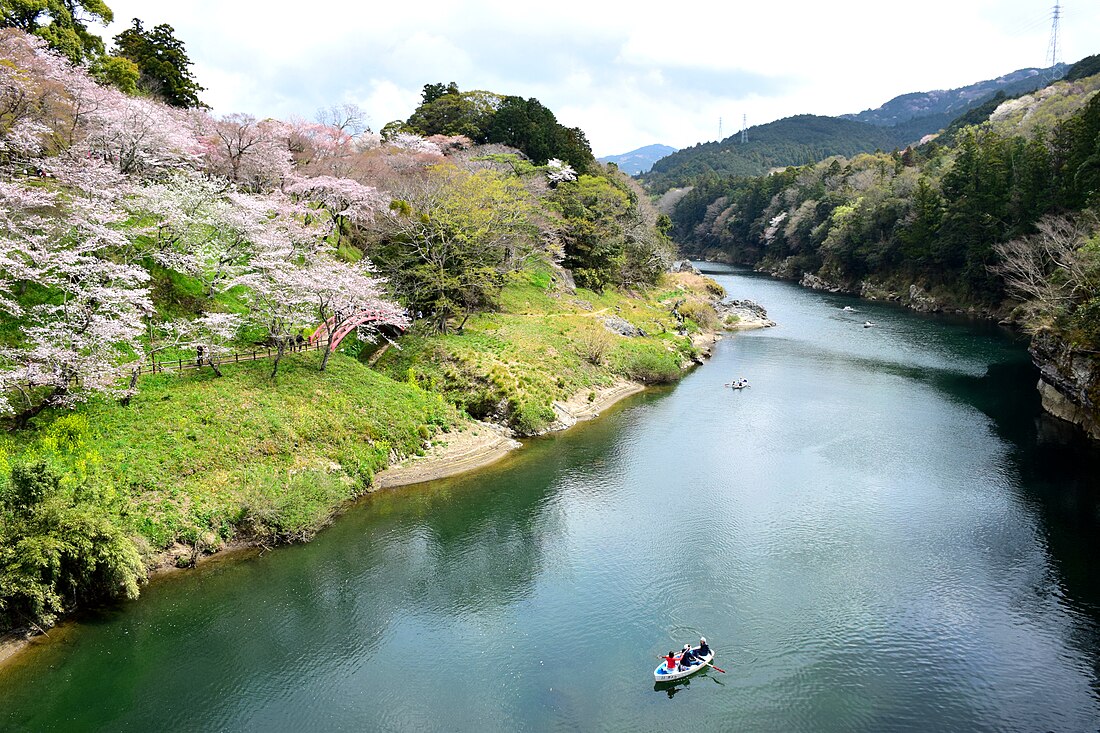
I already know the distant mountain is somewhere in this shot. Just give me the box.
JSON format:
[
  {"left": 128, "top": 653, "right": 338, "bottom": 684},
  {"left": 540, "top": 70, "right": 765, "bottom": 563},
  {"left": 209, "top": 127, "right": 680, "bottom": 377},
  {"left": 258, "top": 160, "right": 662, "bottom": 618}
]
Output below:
[
  {"left": 643, "top": 115, "right": 901, "bottom": 193},
  {"left": 640, "top": 61, "right": 1081, "bottom": 193},
  {"left": 598, "top": 144, "right": 677, "bottom": 175},
  {"left": 841, "top": 63, "right": 1068, "bottom": 127}
]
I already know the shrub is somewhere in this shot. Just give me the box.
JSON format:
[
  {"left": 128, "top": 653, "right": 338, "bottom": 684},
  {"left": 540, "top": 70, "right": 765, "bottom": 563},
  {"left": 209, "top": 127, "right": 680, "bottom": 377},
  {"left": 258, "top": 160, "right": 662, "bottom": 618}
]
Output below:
[
  {"left": 509, "top": 399, "right": 555, "bottom": 435},
  {"left": 678, "top": 300, "right": 719, "bottom": 330},
  {"left": 576, "top": 327, "right": 615, "bottom": 365},
  {"left": 619, "top": 348, "right": 680, "bottom": 384}
]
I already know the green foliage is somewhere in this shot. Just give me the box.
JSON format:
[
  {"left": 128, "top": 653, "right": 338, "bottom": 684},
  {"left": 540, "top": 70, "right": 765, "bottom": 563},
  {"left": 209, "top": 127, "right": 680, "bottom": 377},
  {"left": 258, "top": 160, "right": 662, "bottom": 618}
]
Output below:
[
  {"left": 0, "top": 419, "right": 143, "bottom": 632},
  {"left": 371, "top": 165, "right": 537, "bottom": 332},
  {"left": 1, "top": 0, "right": 113, "bottom": 63},
  {"left": 405, "top": 84, "right": 502, "bottom": 140},
  {"left": 485, "top": 95, "right": 595, "bottom": 172},
  {"left": 617, "top": 346, "right": 681, "bottom": 384},
  {"left": 91, "top": 54, "right": 139, "bottom": 94},
  {"left": 553, "top": 174, "right": 632, "bottom": 290},
  {"left": 112, "top": 19, "right": 204, "bottom": 108},
  {"left": 1065, "top": 54, "right": 1100, "bottom": 83},
  {"left": 645, "top": 115, "right": 902, "bottom": 193},
  {"left": 402, "top": 84, "right": 596, "bottom": 172}
]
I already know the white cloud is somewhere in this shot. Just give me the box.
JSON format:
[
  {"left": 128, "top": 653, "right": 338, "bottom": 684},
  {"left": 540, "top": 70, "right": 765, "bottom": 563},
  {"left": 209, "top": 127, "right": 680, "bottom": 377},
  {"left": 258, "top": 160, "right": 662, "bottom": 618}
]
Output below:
[{"left": 95, "top": 0, "right": 1099, "bottom": 156}]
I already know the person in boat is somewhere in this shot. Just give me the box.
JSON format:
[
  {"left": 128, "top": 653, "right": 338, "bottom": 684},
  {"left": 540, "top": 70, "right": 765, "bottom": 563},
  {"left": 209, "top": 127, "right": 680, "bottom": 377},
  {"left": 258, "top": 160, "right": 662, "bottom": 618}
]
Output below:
[
  {"left": 678, "top": 643, "right": 697, "bottom": 670},
  {"left": 662, "top": 650, "right": 678, "bottom": 672},
  {"left": 697, "top": 636, "right": 711, "bottom": 658}
]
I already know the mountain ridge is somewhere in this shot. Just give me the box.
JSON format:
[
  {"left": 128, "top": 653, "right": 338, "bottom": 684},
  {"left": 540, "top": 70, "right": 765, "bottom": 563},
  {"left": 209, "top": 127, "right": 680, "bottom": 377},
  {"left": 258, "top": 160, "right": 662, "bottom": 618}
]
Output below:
[{"left": 598, "top": 143, "right": 677, "bottom": 175}]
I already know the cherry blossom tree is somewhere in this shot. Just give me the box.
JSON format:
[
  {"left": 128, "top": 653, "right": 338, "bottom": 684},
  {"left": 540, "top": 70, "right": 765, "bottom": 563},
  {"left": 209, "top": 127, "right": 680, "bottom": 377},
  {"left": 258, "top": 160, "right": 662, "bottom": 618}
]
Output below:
[
  {"left": 286, "top": 119, "right": 358, "bottom": 177},
  {"left": 129, "top": 174, "right": 312, "bottom": 297},
  {"left": 200, "top": 113, "right": 293, "bottom": 191},
  {"left": 545, "top": 158, "right": 577, "bottom": 184},
  {"left": 0, "top": 175, "right": 151, "bottom": 417},
  {"left": 315, "top": 103, "right": 368, "bottom": 136},
  {"left": 388, "top": 132, "right": 442, "bottom": 156},
  {"left": 76, "top": 90, "right": 200, "bottom": 175},
  {"left": 229, "top": 241, "right": 312, "bottom": 378},
  {"left": 285, "top": 174, "right": 388, "bottom": 242}
]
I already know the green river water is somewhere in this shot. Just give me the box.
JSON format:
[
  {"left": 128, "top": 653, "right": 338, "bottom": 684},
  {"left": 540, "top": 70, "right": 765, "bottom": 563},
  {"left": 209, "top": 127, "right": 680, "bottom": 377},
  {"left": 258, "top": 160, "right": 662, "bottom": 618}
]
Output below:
[{"left": 2, "top": 266, "right": 1100, "bottom": 731}]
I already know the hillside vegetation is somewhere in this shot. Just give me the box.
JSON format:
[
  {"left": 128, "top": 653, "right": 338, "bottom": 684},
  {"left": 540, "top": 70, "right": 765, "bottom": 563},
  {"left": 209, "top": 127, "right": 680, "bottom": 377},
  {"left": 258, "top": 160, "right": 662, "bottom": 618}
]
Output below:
[
  {"left": 672, "top": 67, "right": 1100, "bottom": 342},
  {"left": 645, "top": 62, "right": 1076, "bottom": 194},
  {"left": 0, "top": 26, "right": 700, "bottom": 634}
]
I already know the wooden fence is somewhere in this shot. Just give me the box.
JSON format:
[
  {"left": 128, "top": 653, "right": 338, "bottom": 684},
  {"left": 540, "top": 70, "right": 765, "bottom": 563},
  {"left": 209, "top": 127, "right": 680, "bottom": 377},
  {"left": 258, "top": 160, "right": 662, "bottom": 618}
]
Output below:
[{"left": 132, "top": 340, "right": 325, "bottom": 376}]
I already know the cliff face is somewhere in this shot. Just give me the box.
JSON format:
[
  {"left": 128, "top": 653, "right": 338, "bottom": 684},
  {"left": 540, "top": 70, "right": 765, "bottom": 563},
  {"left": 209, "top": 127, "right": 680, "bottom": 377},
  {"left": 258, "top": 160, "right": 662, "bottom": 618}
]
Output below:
[{"left": 1030, "top": 332, "right": 1100, "bottom": 440}]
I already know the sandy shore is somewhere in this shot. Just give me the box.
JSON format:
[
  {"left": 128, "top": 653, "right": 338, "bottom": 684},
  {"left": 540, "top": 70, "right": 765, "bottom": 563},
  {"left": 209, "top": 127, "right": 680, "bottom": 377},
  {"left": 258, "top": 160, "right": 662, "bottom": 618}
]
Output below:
[
  {"left": 374, "top": 379, "right": 646, "bottom": 488},
  {"left": 374, "top": 421, "right": 522, "bottom": 489}
]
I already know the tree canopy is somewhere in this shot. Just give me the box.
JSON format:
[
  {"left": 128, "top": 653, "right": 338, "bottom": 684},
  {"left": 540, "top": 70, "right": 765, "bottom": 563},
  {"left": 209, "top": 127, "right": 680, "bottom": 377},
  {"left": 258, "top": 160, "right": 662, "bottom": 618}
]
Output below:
[
  {"left": 112, "top": 18, "right": 204, "bottom": 108},
  {"left": 0, "top": 0, "right": 113, "bottom": 63},
  {"left": 403, "top": 82, "right": 595, "bottom": 173}
]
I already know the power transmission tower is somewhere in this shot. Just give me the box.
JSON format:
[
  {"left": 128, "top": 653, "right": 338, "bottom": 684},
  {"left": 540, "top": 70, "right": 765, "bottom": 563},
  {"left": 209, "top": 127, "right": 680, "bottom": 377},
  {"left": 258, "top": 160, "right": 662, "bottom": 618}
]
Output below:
[
  {"left": 1046, "top": 2, "right": 1061, "bottom": 80},
  {"left": 741, "top": 114, "right": 748, "bottom": 143},
  {"left": 719, "top": 117, "right": 723, "bottom": 139}
]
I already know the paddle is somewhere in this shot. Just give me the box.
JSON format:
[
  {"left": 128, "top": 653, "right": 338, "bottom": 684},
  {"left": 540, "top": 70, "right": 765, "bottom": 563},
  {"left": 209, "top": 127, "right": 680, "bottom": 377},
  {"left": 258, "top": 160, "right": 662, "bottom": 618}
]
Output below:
[{"left": 704, "top": 661, "right": 726, "bottom": 673}]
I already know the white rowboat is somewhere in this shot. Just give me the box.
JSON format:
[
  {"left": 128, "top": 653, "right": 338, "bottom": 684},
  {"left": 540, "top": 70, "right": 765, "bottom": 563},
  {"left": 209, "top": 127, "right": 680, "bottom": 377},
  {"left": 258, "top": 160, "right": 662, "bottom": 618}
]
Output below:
[{"left": 653, "top": 647, "right": 714, "bottom": 682}]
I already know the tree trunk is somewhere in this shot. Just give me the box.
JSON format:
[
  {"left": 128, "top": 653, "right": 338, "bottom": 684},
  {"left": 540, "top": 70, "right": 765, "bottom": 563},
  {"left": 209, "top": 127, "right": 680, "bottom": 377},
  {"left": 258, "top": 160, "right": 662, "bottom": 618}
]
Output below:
[{"left": 270, "top": 341, "right": 286, "bottom": 379}]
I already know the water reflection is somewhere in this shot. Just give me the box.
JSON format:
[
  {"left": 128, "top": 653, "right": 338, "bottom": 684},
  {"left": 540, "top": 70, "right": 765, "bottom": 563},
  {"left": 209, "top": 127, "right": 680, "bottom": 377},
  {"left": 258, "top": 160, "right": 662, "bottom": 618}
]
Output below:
[{"left": 4, "top": 267, "right": 1100, "bottom": 732}]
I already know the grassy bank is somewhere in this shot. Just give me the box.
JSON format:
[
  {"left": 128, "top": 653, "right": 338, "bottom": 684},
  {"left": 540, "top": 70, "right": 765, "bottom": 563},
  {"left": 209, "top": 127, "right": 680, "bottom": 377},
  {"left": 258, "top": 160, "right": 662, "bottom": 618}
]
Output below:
[
  {"left": 375, "top": 269, "right": 723, "bottom": 434},
  {"left": 0, "top": 269, "right": 723, "bottom": 634},
  {"left": 0, "top": 352, "right": 460, "bottom": 630}
]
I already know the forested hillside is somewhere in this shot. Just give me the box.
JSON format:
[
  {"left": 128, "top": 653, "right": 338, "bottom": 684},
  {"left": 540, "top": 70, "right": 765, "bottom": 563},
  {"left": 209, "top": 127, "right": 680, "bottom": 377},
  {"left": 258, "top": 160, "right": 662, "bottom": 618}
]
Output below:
[
  {"left": 643, "top": 115, "right": 903, "bottom": 193},
  {"left": 644, "top": 62, "right": 1077, "bottom": 194},
  {"left": 841, "top": 63, "right": 1067, "bottom": 127},
  {"left": 671, "top": 63, "right": 1100, "bottom": 436}
]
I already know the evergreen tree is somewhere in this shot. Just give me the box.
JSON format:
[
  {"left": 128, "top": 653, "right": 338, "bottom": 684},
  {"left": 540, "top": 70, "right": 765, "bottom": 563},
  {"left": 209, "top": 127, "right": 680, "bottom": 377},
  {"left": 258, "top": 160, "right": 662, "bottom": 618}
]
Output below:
[{"left": 113, "top": 19, "right": 204, "bottom": 108}]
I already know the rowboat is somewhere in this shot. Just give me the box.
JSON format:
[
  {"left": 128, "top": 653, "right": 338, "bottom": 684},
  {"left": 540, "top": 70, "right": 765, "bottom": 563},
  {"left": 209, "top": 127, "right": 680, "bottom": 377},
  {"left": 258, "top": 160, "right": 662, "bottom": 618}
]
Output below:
[{"left": 653, "top": 647, "right": 714, "bottom": 682}]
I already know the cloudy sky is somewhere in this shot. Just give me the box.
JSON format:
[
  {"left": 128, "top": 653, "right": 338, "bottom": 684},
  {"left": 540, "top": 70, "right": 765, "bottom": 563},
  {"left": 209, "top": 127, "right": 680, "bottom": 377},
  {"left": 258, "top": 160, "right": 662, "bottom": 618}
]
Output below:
[{"left": 93, "top": 1, "right": 1097, "bottom": 156}]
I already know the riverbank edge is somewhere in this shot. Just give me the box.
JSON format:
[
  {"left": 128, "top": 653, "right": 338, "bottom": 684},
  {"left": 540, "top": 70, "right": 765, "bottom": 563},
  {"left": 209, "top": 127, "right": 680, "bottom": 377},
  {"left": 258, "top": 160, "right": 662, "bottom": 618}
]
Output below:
[
  {"left": 0, "top": 381, "right": 646, "bottom": 669},
  {"left": 1, "top": 301, "right": 772, "bottom": 669},
  {"left": 701, "top": 257, "right": 1100, "bottom": 442}
]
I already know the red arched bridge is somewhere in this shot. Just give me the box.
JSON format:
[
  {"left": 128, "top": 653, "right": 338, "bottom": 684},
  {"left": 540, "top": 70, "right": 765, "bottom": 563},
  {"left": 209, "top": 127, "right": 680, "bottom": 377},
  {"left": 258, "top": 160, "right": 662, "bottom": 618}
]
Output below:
[{"left": 309, "top": 309, "right": 404, "bottom": 352}]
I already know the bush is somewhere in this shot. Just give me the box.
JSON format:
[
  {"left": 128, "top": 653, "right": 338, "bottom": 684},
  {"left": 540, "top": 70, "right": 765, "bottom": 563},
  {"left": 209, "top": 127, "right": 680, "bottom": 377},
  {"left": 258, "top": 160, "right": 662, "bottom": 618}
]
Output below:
[
  {"left": 619, "top": 348, "right": 681, "bottom": 384},
  {"left": 0, "top": 461, "right": 143, "bottom": 631},
  {"left": 509, "top": 399, "right": 555, "bottom": 435},
  {"left": 576, "top": 326, "right": 615, "bottom": 365},
  {"left": 678, "top": 300, "right": 719, "bottom": 330}
]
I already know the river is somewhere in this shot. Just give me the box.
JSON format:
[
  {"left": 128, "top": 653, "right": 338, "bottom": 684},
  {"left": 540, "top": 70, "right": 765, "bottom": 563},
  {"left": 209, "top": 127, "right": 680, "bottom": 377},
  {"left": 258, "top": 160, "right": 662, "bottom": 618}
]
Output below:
[{"left": 2, "top": 266, "right": 1100, "bottom": 732}]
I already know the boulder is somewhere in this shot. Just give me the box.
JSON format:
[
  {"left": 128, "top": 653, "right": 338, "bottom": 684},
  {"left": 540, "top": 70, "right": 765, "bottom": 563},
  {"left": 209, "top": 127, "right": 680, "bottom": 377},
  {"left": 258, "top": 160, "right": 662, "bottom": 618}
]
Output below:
[{"left": 601, "top": 315, "right": 645, "bottom": 337}]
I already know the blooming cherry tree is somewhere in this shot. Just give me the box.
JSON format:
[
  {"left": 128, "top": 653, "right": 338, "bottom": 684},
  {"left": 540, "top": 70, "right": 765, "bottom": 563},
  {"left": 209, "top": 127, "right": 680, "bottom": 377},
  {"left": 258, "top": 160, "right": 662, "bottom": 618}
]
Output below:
[
  {"left": 285, "top": 175, "right": 388, "bottom": 241},
  {"left": 0, "top": 176, "right": 151, "bottom": 416},
  {"left": 200, "top": 113, "right": 294, "bottom": 191},
  {"left": 545, "top": 158, "right": 577, "bottom": 184}
]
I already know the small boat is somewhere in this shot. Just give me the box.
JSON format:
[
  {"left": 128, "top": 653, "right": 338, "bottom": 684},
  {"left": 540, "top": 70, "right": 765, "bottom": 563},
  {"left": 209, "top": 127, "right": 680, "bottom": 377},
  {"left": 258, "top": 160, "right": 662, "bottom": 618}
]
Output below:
[
  {"left": 726, "top": 380, "right": 749, "bottom": 389},
  {"left": 863, "top": 321, "right": 875, "bottom": 328},
  {"left": 654, "top": 647, "right": 714, "bottom": 682},
  {"left": 843, "top": 306, "right": 856, "bottom": 312}
]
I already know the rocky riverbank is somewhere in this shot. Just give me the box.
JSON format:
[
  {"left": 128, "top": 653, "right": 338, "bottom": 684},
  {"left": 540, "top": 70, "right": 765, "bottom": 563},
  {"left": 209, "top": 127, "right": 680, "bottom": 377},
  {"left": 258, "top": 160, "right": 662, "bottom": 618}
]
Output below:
[
  {"left": 1030, "top": 333, "right": 1100, "bottom": 440},
  {"left": 750, "top": 260, "right": 1100, "bottom": 442}
]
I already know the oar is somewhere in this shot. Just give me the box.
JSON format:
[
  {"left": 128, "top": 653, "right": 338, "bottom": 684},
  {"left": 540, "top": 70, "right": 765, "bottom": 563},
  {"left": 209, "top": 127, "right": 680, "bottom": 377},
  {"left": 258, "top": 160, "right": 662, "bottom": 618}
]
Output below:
[{"left": 705, "top": 660, "right": 726, "bottom": 673}]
